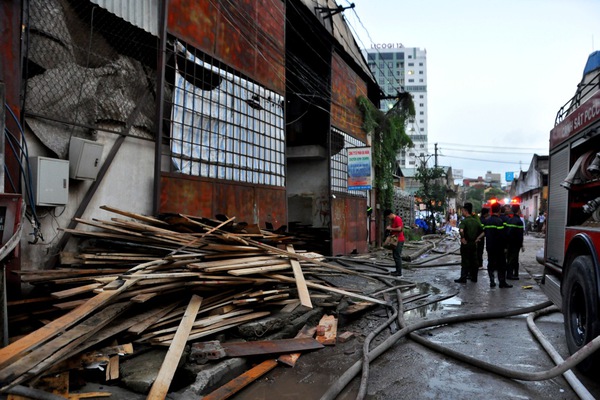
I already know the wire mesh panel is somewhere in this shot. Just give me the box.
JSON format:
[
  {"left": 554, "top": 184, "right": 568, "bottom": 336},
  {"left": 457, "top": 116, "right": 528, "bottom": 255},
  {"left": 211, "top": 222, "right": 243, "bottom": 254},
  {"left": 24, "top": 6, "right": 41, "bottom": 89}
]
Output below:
[
  {"left": 330, "top": 127, "right": 367, "bottom": 197},
  {"left": 163, "top": 39, "right": 286, "bottom": 187},
  {"left": 23, "top": 0, "right": 157, "bottom": 157}
]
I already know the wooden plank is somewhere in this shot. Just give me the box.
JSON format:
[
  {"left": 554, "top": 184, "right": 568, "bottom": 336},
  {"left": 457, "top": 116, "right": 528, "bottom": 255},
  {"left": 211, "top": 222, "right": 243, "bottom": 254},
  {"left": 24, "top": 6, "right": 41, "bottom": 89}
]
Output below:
[
  {"left": 315, "top": 315, "right": 337, "bottom": 346},
  {"left": 228, "top": 263, "right": 291, "bottom": 276},
  {"left": 218, "top": 337, "right": 323, "bottom": 357},
  {"left": 130, "top": 293, "right": 159, "bottom": 303},
  {"left": 0, "top": 260, "right": 163, "bottom": 370},
  {"left": 50, "top": 283, "right": 102, "bottom": 299},
  {"left": 201, "top": 359, "right": 278, "bottom": 400},
  {"left": 147, "top": 295, "right": 203, "bottom": 400},
  {"left": 152, "top": 312, "right": 271, "bottom": 345},
  {"left": 286, "top": 245, "right": 312, "bottom": 309},
  {"left": 53, "top": 299, "right": 87, "bottom": 310},
  {"left": 280, "top": 300, "right": 301, "bottom": 313},
  {"left": 202, "top": 258, "right": 287, "bottom": 273},
  {"left": 128, "top": 302, "right": 180, "bottom": 335},
  {"left": 277, "top": 325, "right": 317, "bottom": 367},
  {"left": 243, "top": 237, "right": 359, "bottom": 276},
  {"left": 106, "top": 355, "right": 119, "bottom": 381},
  {"left": 68, "top": 392, "right": 112, "bottom": 399},
  {"left": 192, "top": 255, "right": 280, "bottom": 268},
  {"left": 99, "top": 205, "right": 169, "bottom": 226},
  {"left": 141, "top": 309, "right": 255, "bottom": 342},
  {"left": 268, "top": 274, "right": 388, "bottom": 306},
  {"left": 0, "top": 302, "right": 131, "bottom": 391}
]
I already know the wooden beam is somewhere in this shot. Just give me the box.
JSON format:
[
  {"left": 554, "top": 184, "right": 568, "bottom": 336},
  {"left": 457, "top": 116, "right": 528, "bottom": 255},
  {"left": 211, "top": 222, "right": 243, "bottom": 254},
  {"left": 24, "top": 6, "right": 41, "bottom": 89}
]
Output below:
[
  {"left": 228, "top": 263, "right": 291, "bottom": 276},
  {"left": 268, "top": 274, "right": 388, "bottom": 306},
  {"left": 286, "top": 245, "right": 312, "bottom": 309},
  {"left": 278, "top": 325, "right": 317, "bottom": 367},
  {"left": 147, "top": 295, "right": 203, "bottom": 400},
  {"left": 201, "top": 359, "right": 278, "bottom": 400},
  {"left": 0, "top": 260, "right": 165, "bottom": 369},
  {"left": 0, "top": 302, "right": 130, "bottom": 391}
]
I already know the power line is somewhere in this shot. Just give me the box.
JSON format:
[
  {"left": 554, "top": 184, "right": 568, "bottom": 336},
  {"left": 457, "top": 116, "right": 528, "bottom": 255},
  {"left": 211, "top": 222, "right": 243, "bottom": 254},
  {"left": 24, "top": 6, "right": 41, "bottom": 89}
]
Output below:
[
  {"left": 435, "top": 146, "right": 545, "bottom": 155},
  {"left": 438, "top": 154, "right": 524, "bottom": 165},
  {"left": 434, "top": 141, "right": 547, "bottom": 151}
]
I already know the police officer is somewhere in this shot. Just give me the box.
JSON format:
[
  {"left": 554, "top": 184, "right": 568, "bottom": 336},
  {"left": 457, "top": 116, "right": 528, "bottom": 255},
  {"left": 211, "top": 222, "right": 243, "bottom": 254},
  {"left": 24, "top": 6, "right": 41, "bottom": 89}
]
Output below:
[{"left": 454, "top": 202, "right": 484, "bottom": 283}]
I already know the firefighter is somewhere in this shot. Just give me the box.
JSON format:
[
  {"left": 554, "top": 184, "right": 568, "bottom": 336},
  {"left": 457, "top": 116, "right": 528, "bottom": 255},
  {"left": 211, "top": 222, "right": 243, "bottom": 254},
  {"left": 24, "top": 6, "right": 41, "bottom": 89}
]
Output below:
[
  {"left": 483, "top": 203, "right": 512, "bottom": 288},
  {"left": 506, "top": 204, "right": 524, "bottom": 279},
  {"left": 477, "top": 207, "right": 489, "bottom": 270}
]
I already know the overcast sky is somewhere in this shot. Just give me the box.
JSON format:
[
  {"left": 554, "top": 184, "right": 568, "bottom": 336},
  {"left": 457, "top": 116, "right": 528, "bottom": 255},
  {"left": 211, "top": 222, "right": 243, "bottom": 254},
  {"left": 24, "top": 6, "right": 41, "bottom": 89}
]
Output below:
[{"left": 341, "top": 0, "right": 600, "bottom": 182}]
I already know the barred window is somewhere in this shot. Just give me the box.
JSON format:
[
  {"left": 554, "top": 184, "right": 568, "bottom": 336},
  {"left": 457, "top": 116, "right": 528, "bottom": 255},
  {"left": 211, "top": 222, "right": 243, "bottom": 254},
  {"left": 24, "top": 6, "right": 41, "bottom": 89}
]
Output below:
[
  {"left": 330, "top": 128, "right": 368, "bottom": 197},
  {"left": 166, "top": 41, "right": 285, "bottom": 187}
]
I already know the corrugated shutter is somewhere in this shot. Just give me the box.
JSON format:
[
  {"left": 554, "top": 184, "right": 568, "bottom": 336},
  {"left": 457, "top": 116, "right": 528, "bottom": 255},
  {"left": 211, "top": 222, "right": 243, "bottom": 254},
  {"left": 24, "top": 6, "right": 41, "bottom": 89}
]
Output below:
[
  {"left": 547, "top": 146, "right": 569, "bottom": 266},
  {"left": 90, "top": 0, "right": 158, "bottom": 36}
]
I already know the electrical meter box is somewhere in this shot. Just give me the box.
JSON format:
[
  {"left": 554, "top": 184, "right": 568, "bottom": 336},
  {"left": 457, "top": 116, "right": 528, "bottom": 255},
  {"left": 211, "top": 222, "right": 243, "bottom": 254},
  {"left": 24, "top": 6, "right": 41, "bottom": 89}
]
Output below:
[
  {"left": 29, "top": 156, "right": 69, "bottom": 206},
  {"left": 69, "top": 137, "right": 104, "bottom": 180}
]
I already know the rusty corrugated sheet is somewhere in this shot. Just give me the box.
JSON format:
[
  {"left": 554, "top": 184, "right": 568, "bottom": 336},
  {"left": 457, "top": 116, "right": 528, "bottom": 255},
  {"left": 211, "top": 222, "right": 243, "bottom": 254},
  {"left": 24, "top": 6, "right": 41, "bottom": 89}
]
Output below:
[
  {"left": 90, "top": 0, "right": 159, "bottom": 36},
  {"left": 167, "top": 0, "right": 285, "bottom": 94},
  {"left": 332, "top": 196, "right": 367, "bottom": 255}
]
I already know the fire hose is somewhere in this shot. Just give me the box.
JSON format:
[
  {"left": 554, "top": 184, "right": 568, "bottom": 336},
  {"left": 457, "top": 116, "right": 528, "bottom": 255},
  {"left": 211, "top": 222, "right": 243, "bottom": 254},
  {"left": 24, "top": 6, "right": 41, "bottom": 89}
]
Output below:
[{"left": 321, "top": 296, "right": 600, "bottom": 400}]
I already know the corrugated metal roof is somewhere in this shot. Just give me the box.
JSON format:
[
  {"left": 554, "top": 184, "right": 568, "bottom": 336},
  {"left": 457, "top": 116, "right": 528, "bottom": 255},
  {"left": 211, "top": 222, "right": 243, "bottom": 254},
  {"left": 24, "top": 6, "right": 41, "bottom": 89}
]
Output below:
[{"left": 90, "top": 0, "right": 159, "bottom": 36}]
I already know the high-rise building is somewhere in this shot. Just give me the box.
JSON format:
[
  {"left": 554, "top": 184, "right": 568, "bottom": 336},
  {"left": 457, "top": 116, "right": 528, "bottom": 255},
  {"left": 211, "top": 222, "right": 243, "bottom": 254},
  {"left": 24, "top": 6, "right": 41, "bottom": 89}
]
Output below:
[{"left": 363, "top": 44, "right": 428, "bottom": 168}]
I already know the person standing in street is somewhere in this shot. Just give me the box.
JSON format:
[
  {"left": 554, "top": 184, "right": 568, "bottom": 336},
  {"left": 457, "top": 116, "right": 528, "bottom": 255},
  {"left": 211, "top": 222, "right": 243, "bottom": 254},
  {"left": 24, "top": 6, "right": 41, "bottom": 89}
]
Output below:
[
  {"left": 483, "top": 203, "right": 512, "bottom": 288},
  {"left": 477, "top": 207, "right": 489, "bottom": 270},
  {"left": 384, "top": 209, "right": 405, "bottom": 276},
  {"left": 506, "top": 204, "right": 524, "bottom": 279},
  {"left": 454, "top": 203, "right": 484, "bottom": 283}
]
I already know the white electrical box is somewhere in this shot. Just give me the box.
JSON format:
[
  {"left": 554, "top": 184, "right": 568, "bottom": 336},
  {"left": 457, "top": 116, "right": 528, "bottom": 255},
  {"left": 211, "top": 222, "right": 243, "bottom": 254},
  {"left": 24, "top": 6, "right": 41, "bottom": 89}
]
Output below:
[
  {"left": 29, "top": 156, "right": 69, "bottom": 206},
  {"left": 69, "top": 137, "right": 104, "bottom": 180}
]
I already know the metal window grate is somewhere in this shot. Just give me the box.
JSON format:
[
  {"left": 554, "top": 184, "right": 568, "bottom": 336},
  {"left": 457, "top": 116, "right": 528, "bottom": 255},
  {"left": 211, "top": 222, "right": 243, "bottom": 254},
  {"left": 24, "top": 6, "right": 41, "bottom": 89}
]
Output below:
[
  {"left": 330, "top": 127, "right": 367, "bottom": 197},
  {"left": 164, "top": 40, "right": 286, "bottom": 187}
]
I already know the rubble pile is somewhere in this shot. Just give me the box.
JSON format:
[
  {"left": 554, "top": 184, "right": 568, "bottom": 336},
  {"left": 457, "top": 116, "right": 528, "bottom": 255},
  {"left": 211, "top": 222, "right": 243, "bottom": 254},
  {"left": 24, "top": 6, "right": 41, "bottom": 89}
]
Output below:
[{"left": 0, "top": 206, "right": 392, "bottom": 398}]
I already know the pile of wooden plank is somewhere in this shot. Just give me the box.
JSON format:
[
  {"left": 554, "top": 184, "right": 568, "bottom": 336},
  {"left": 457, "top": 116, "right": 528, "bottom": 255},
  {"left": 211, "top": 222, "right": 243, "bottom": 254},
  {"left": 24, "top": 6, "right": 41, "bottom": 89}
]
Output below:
[{"left": 0, "top": 205, "right": 386, "bottom": 396}]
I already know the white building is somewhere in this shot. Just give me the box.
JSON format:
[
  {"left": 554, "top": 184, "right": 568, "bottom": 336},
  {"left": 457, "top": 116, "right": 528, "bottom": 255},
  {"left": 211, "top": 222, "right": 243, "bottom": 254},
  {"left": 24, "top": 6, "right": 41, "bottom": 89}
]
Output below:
[{"left": 363, "top": 44, "right": 428, "bottom": 168}]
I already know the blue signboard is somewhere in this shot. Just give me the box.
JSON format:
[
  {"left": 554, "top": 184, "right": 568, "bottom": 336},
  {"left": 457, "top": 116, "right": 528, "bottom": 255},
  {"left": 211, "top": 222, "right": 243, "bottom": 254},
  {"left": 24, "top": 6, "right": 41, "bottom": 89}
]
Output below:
[{"left": 505, "top": 171, "right": 514, "bottom": 182}]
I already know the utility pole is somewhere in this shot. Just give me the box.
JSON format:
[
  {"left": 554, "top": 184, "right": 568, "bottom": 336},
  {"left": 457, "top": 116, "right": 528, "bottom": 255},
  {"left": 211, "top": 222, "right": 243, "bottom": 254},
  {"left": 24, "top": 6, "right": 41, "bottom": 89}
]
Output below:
[{"left": 434, "top": 143, "right": 438, "bottom": 168}]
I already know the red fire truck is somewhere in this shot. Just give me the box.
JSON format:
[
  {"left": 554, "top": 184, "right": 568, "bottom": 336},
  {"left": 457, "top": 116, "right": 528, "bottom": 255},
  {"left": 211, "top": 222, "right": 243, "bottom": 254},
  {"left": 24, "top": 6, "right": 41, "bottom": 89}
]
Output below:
[{"left": 541, "top": 50, "right": 600, "bottom": 372}]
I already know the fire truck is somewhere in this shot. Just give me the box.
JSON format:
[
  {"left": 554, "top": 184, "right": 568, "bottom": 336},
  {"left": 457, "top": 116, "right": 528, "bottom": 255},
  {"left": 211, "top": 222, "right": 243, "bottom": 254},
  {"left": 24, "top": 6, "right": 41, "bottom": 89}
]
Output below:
[{"left": 541, "top": 50, "right": 600, "bottom": 372}]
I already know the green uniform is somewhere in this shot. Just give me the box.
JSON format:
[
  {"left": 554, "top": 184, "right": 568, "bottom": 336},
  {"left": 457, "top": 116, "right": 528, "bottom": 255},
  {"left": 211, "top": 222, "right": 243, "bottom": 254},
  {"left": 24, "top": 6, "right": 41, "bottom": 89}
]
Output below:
[{"left": 457, "top": 215, "right": 483, "bottom": 282}]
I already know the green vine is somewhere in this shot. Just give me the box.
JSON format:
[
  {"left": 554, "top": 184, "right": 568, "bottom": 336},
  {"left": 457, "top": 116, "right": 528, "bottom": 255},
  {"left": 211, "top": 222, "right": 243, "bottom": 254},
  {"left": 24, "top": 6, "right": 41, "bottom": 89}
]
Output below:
[{"left": 357, "top": 94, "right": 414, "bottom": 209}]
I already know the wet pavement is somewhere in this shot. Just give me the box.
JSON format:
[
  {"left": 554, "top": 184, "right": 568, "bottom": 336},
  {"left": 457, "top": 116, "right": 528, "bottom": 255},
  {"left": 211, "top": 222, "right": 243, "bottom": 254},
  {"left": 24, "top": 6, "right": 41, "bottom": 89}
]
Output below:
[{"left": 230, "top": 234, "right": 600, "bottom": 400}]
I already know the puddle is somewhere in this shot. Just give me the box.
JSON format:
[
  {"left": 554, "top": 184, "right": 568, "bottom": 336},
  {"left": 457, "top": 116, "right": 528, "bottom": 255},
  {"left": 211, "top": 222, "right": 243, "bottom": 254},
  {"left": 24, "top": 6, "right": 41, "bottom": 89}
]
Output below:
[{"left": 399, "top": 281, "right": 462, "bottom": 319}]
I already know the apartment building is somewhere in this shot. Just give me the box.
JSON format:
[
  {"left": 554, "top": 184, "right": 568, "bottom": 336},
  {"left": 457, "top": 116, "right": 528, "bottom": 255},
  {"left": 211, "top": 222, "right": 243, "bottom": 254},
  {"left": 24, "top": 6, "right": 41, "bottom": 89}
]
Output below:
[{"left": 364, "top": 44, "right": 428, "bottom": 168}]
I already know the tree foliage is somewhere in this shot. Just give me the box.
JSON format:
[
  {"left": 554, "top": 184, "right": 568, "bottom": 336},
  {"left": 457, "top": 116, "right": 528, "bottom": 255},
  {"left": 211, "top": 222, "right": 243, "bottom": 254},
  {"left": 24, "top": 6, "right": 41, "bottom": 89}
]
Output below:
[
  {"left": 414, "top": 161, "right": 447, "bottom": 213},
  {"left": 485, "top": 187, "right": 507, "bottom": 201},
  {"left": 414, "top": 160, "right": 447, "bottom": 232},
  {"left": 357, "top": 94, "right": 413, "bottom": 209}
]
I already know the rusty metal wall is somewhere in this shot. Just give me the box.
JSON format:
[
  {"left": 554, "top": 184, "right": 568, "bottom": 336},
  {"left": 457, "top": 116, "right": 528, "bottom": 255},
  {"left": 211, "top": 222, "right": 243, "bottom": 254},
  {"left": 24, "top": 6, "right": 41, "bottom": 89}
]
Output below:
[
  {"left": 331, "top": 52, "right": 369, "bottom": 143},
  {"left": 160, "top": 173, "right": 286, "bottom": 228},
  {"left": 1, "top": 1, "right": 24, "bottom": 288},
  {"left": 332, "top": 195, "right": 367, "bottom": 255},
  {"left": 167, "top": 0, "right": 285, "bottom": 95}
]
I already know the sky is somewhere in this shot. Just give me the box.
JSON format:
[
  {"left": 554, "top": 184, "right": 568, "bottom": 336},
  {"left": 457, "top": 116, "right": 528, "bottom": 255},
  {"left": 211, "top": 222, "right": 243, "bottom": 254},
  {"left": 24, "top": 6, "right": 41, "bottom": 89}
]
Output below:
[{"left": 341, "top": 0, "right": 600, "bottom": 183}]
